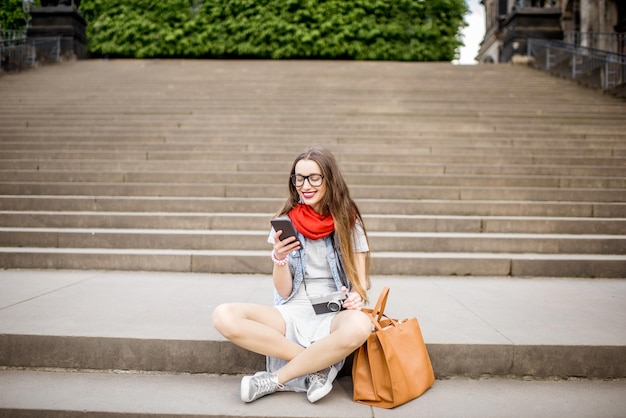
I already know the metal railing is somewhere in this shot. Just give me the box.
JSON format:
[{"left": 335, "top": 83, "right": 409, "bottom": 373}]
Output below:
[
  {"left": 527, "top": 38, "right": 626, "bottom": 91},
  {"left": 1, "top": 29, "right": 61, "bottom": 71},
  {"left": 0, "top": 29, "right": 27, "bottom": 46},
  {"left": 564, "top": 32, "right": 626, "bottom": 55}
]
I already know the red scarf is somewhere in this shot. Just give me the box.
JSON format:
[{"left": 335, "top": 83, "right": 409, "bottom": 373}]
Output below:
[{"left": 289, "top": 204, "right": 335, "bottom": 240}]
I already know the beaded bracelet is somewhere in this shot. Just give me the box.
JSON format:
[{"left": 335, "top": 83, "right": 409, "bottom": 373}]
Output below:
[{"left": 271, "top": 250, "right": 288, "bottom": 266}]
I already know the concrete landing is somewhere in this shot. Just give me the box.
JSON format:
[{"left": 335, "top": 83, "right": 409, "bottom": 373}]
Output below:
[
  {"left": 0, "top": 270, "right": 625, "bottom": 378},
  {"left": 1, "top": 370, "right": 625, "bottom": 418},
  {"left": 1, "top": 269, "right": 625, "bottom": 417}
]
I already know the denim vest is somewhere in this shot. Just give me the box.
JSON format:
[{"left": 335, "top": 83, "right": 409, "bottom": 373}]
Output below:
[{"left": 273, "top": 231, "right": 349, "bottom": 306}]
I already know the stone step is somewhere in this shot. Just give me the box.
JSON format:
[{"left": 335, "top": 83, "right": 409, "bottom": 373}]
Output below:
[
  {"left": 2, "top": 127, "right": 625, "bottom": 140},
  {"left": 2, "top": 112, "right": 621, "bottom": 127},
  {"left": 0, "top": 135, "right": 624, "bottom": 150},
  {"left": 0, "top": 271, "right": 624, "bottom": 379},
  {"left": 0, "top": 91, "right": 620, "bottom": 109},
  {"left": 0, "top": 145, "right": 626, "bottom": 169},
  {"left": 2, "top": 170, "right": 626, "bottom": 189},
  {"left": 2, "top": 228, "right": 624, "bottom": 255},
  {"left": 1, "top": 151, "right": 623, "bottom": 168},
  {"left": 1, "top": 137, "right": 625, "bottom": 151},
  {"left": 1, "top": 105, "right": 622, "bottom": 118},
  {"left": 2, "top": 211, "right": 624, "bottom": 234},
  {"left": 1, "top": 96, "right": 620, "bottom": 112},
  {"left": 2, "top": 100, "right": 607, "bottom": 113},
  {"left": 2, "top": 370, "right": 624, "bottom": 418},
  {"left": 1, "top": 182, "right": 623, "bottom": 202},
  {"left": 0, "top": 248, "right": 624, "bottom": 277},
  {"left": 19, "top": 119, "right": 616, "bottom": 128},
  {"left": 0, "top": 92, "right": 623, "bottom": 107},
  {"left": 5, "top": 128, "right": 621, "bottom": 141},
  {"left": 2, "top": 196, "right": 624, "bottom": 217},
  {"left": 2, "top": 159, "right": 625, "bottom": 177},
  {"left": 2, "top": 147, "right": 626, "bottom": 161}
]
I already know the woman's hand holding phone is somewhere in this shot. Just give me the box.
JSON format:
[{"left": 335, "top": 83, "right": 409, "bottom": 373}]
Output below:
[{"left": 271, "top": 218, "right": 301, "bottom": 261}]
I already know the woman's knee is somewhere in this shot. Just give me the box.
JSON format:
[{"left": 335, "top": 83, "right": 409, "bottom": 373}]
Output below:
[
  {"left": 352, "top": 313, "right": 373, "bottom": 342},
  {"left": 212, "top": 303, "right": 241, "bottom": 338},
  {"left": 335, "top": 312, "right": 372, "bottom": 349}
]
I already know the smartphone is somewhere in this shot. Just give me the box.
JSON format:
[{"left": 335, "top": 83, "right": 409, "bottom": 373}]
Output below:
[{"left": 270, "top": 218, "right": 298, "bottom": 241}]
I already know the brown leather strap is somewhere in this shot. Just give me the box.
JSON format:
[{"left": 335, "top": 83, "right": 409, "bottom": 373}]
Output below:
[{"left": 365, "top": 287, "right": 390, "bottom": 329}]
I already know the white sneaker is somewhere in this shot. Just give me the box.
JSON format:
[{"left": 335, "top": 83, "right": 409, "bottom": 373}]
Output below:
[
  {"left": 306, "top": 365, "right": 339, "bottom": 403},
  {"left": 240, "top": 371, "right": 284, "bottom": 403}
]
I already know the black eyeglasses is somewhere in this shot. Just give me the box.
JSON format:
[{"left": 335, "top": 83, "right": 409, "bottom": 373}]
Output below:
[{"left": 290, "top": 174, "right": 325, "bottom": 187}]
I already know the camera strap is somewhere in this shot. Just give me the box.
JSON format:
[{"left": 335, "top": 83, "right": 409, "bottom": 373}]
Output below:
[{"left": 331, "top": 232, "right": 348, "bottom": 289}]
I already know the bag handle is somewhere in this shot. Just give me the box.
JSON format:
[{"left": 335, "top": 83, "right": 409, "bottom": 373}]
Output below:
[
  {"left": 362, "top": 288, "right": 400, "bottom": 331},
  {"left": 369, "top": 287, "right": 389, "bottom": 323}
]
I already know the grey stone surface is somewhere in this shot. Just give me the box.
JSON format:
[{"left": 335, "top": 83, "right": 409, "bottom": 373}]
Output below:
[
  {"left": 0, "top": 270, "right": 625, "bottom": 378},
  {"left": 1, "top": 60, "right": 625, "bottom": 279},
  {"left": 0, "top": 370, "right": 624, "bottom": 418}
]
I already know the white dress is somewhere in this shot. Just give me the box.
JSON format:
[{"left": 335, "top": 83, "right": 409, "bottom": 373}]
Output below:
[
  {"left": 276, "top": 237, "right": 338, "bottom": 351},
  {"left": 266, "top": 224, "right": 369, "bottom": 391}
]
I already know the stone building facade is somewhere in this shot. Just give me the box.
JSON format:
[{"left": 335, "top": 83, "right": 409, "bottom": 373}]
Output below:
[{"left": 477, "top": 0, "right": 626, "bottom": 63}]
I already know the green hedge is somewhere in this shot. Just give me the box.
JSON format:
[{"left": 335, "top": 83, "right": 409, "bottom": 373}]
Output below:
[
  {"left": 0, "top": 0, "right": 28, "bottom": 30},
  {"left": 79, "top": 0, "right": 467, "bottom": 61}
]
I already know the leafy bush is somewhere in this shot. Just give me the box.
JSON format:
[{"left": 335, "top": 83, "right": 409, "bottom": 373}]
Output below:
[
  {"left": 79, "top": 0, "right": 467, "bottom": 61},
  {"left": 0, "top": 0, "right": 28, "bottom": 30}
]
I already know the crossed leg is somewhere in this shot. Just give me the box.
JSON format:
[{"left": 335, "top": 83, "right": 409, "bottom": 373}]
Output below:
[
  {"left": 212, "top": 303, "right": 303, "bottom": 362},
  {"left": 212, "top": 303, "right": 372, "bottom": 384}
]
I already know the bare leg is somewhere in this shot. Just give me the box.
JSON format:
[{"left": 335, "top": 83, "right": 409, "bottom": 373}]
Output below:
[
  {"left": 212, "top": 302, "right": 304, "bottom": 361},
  {"left": 275, "top": 309, "right": 372, "bottom": 384},
  {"left": 213, "top": 303, "right": 371, "bottom": 385}
]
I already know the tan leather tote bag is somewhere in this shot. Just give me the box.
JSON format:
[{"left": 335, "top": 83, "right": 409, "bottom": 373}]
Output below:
[{"left": 352, "top": 287, "right": 435, "bottom": 408}]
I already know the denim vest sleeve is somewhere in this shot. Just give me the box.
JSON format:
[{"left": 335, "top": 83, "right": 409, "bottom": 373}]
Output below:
[
  {"left": 273, "top": 233, "right": 350, "bottom": 306},
  {"left": 273, "top": 231, "right": 305, "bottom": 306}
]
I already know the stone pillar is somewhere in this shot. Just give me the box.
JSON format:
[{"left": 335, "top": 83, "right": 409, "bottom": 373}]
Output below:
[
  {"left": 579, "top": 0, "right": 593, "bottom": 44},
  {"left": 26, "top": 1, "right": 87, "bottom": 59}
]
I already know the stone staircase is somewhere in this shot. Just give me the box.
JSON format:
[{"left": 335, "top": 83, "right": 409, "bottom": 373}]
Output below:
[
  {"left": 0, "top": 60, "right": 625, "bottom": 277},
  {"left": 0, "top": 60, "right": 625, "bottom": 417}
]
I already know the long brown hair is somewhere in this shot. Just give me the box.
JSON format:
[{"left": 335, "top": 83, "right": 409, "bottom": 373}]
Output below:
[{"left": 277, "top": 147, "right": 371, "bottom": 302}]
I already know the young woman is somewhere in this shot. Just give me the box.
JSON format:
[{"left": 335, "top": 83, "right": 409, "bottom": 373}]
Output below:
[{"left": 212, "top": 147, "right": 372, "bottom": 403}]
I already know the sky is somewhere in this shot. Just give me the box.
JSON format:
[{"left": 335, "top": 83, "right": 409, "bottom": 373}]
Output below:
[{"left": 456, "top": 0, "right": 486, "bottom": 64}]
